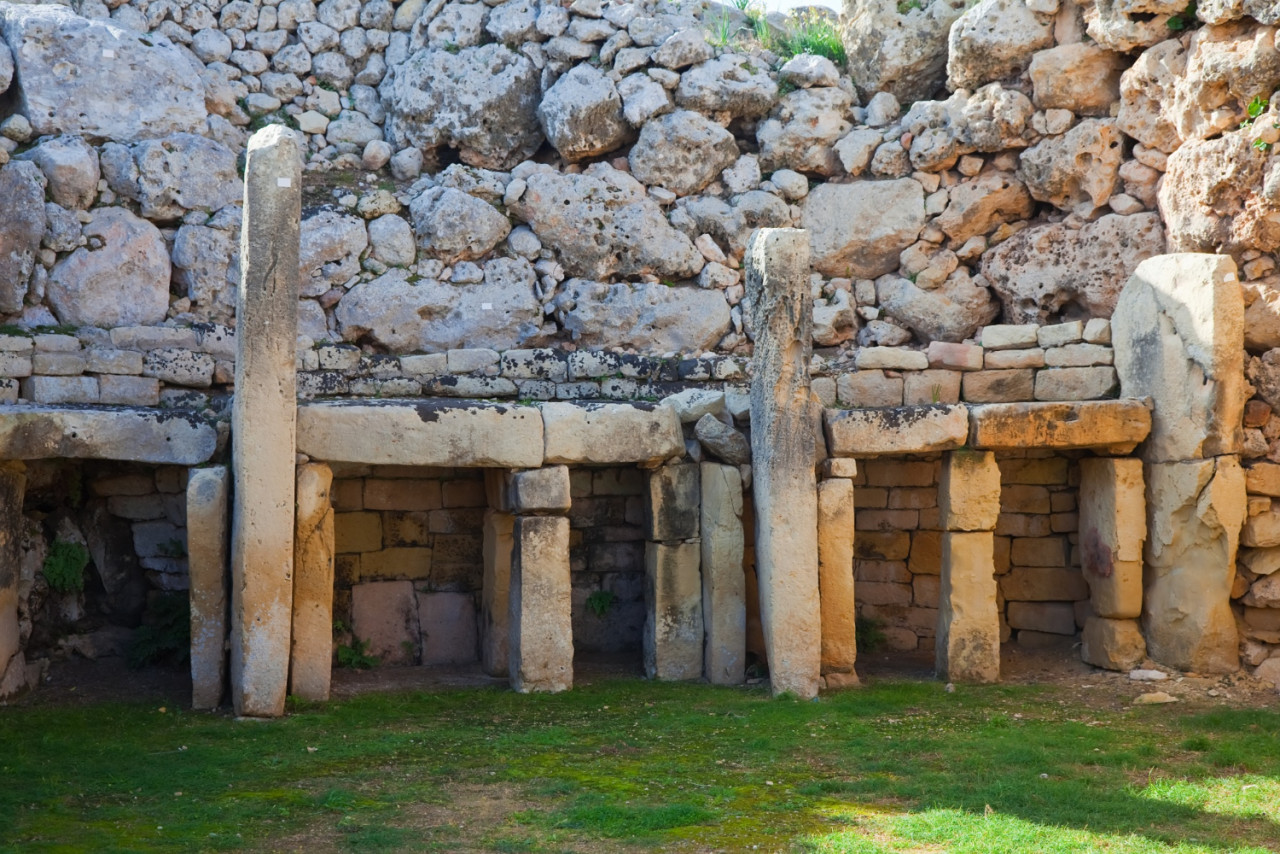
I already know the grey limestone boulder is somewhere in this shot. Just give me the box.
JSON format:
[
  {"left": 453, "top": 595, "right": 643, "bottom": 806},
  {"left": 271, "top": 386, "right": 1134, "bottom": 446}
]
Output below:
[
  {"left": 510, "top": 164, "right": 704, "bottom": 280},
  {"left": 801, "top": 178, "right": 925, "bottom": 278},
  {"left": 675, "top": 54, "right": 777, "bottom": 119},
  {"left": 841, "top": 0, "right": 968, "bottom": 103},
  {"left": 336, "top": 258, "right": 544, "bottom": 351},
  {"left": 876, "top": 269, "right": 1001, "bottom": 344},
  {"left": 382, "top": 44, "right": 542, "bottom": 170},
  {"left": 409, "top": 186, "right": 511, "bottom": 264},
  {"left": 300, "top": 209, "right": 368, "bottom": 297},
  {"left": 628, "top": 110, "right": 738, "bottom": 197},
  {"left": 172, "top": 220, "right": 240, "bottom": 316},
  {"left": 47, "top": 207, "right": 171, "bottom": 327},
  {"left": 675, "top": 190, "right": 791, "bottom": 256},
  {"left": 18, "top": 136, "right": 99, "bottom": 210},
  {"left": 0, "top": 4, "right": 207, "bottom": 141},
  {"left": 1084, "top": 0, "right": 1189, "bottom": 52},
  {"left": 757, "top": 87, "right": 854, "bottom": 177},
  {"left": 538, "top": 63, "right": 631, "bottom": 161},
  {"left": 0, "top": 37, "right": 11, "bottom": 94},
  {"left": 556, "top": 279, "right": 730, "bottom": 351},
  {"left": 946, "top": 0, "right": 1054, "bottom": 91},
  {"left": 0, "top": 161, "right": 47, "bottom": 314},
  {"left": 131, "top": 134, "right": 243, "bottom": 221}
]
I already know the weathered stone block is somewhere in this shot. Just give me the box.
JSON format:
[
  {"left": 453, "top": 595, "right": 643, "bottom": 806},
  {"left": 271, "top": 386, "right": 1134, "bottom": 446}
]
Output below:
[
  {"left": 818, "top": 478, "right": 858, "bottom": 684},
  {"left": 644, "top": 541, "right": 703, "bottom": 681},
  {"left": 540, "top": 401, "right": 683, "bottom": 466},
  {"left": 481, "top": 510, "right": 514, "bottom": 676},
  {"left": 647, "top": 463, "right": 700, "bottom": 542},
  {"left": 701, "top": 463, "right": 745, "bottom": 686},
  {"left": 825, "top": 404, "right": 968, "bottom": 457},
  {"left": 418, "top": 591, "right": 478, "bottom": 665},
  {"left": 0, "top": 405, "right": 216, "bottom": 465},
  {"left": 334, "top": 512, "right": 382, "bottom": 553},
  {"left": 0, "top": 464, "right": 26, "bottom": 700},
  {"left": 297, "top": 400, "right": 545, "bottom": 468},
  {"left": 1034, "top": 367, "right": 1118, "bottom": 401},
  {"left": 364, "top": 479, "right": 442, "bottom": 512},
  {"left": 20, "top": 376, "right": 98, "bottom": 404},
  {"left": 351, "top": 580, "right": 420, "bottom": 665},
  {"left": 361, "top": 547, "right": 432, "bottom": 579},
  {"left": 1079, "top": 458, "right": 1145, "bottom": 619},
  {"left": 962, "top": 369, "right": 1034, "bottom": 403},
  {"left": 1113, "top": 254, "right": 1244, "bottom": 462},
  {"left": 837, "top": 370, "right": 903, "bottom": 407},
  {"left": 1007, "top": 601, "right": 1077, "bottom": 635},
  {"left": 291, "top": 463, "right": 334, "bottom": 701},
  {"left": 1080, "top": 616, "right": 1146, "bottom": 671},
  {"left": 937, "top": 531, "right": 999, "bottom": 684},
  {"left": 509, "top": 516, "right": 573, "bottom": 692},
  {"left": 940, "top": 450, "right": 1001, "bottom": 532},
  {"left": 968, "top": 400, "right": 1151, "bottom": 452},
  {"left": 999, "top": 567, "right": 1089, "bottom": 602},
  {"left": 1143, "top": 457, "right": 1244, "bottom": 673},
  {"left": 97, "top": 375, "right": 160, "bottom": 406},
  {"left": 507, "top": 465, "right": 571, "bottom": 514}
]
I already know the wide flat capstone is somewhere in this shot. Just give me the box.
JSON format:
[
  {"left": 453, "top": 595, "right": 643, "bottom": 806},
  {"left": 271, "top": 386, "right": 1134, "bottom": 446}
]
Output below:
[{"left": 0, "top": 404, "right": 216, "bottom": 464}]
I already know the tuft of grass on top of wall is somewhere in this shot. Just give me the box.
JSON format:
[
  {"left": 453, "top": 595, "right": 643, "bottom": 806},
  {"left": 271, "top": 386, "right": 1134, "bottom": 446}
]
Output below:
[{"left": 773, "top": 11, "right": 847, "bottom": 68}]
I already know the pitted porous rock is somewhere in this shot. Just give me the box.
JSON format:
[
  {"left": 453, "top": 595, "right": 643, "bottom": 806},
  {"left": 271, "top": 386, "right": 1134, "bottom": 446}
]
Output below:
[
  {"left": 629, "top": 110, "right": 739, "bottom": 197},
  {"left": 336, "top": 258, "right": 544, "bottom": 352},
  {"left": 675, "top": 191, "right": 792, "bottom": 256},
  {"left": 1084, "top": 0, "right": 1195, "bottom": 52},
  {"left": 841, "top": 0, "right": 969, "bottom": 104},
  {"left": 1019, "top": 119, "right": 1125, "bottom": 214},
  {"left": 47, "top": 207, "right": 172, "bottom": 328},
  {"left": 946, "top": 0, "right": 1055, "bottom": 91},
  {"left": 410, "top": 186, "right": 511, "bottom": 264},
  {"left": 509, "top": 164, "right": 704, "bottom": 280},
  {"left": 876, "top": 268, "right": 1000, "bottom": 344},
  {"left": 382, "top": 44, "right": 542, "bottom": 170},
  {"left": 299, "top": 209, "right": 369, "bottom": 297},
  {"left": 172, "top": 222, "right": 239, "bottom": 316},
  {"left": 556, "top": 279, "right": 731, "bottom": 352},
  {"left": 537, "top": 63, "right": 631, "bottom": 161},
  {"left": 756, "top": 87, "right": 854, "bottom": 177},
  {"left": 0, "top": 161, "right": 46, "bottom": 314},
  {"left": 130, "top": 134, "right": 243, "bottom": 221},
  {"left": 1198, "top": 0, "right": 1280, "bottom": 24},
  {"left": 674, "top": 53, "right": 777, "bottom": 119},
  {"left": 0, "top": 4, "right": 207, "bottom": 141},
  {"left": 981, "top": 212, "right": 1166, "bottom": 323},
  {"left": 802, "top": 178, "right": 925, "bottom": 278},
  {"left": 901, "top": 84, "right": 1034, "bottom": 171},
  {"left": 17, "top": 135, "right": 99, "bottom": 210}
]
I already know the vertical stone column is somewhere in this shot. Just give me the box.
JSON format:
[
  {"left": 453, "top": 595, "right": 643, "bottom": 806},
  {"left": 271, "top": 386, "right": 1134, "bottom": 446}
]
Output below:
[
  {"left": 1113, "top": 254, "right": 1245, "bottom": 674},
  {"left": 0, "top": 462, "right": 27, "bottom": 698},
  {"left": 481, "top": 506, "right": 515, "bottom": 675},
  {"left": 700, "top": 462, "right": 745, "bottom": 685},
  {"left": 818, "top": 477, "right": 858, "bottom": 688},
  {"left": 1079, "top": 458, "right": 1148, "bottom": 671},
  {"left": 291, "top": 463, "right": 334, "bottom": 701},
  {"left": 230, "top": 125, "right": 302, "bottom": 718},
  {"left": 645, "top": 463, "right": 703, "bottom": 680},
  {"left": 507, "top": 466, "right": 572, "bottom": 692},
  {"left": 936, "top": 450, "right": 1001, "bottom": 684},
  {"left": 188, "top": 465, "right": 229, "bottom": 710},
  {"left": 746, "top": 227, "right": 821, "bottom": 699}
]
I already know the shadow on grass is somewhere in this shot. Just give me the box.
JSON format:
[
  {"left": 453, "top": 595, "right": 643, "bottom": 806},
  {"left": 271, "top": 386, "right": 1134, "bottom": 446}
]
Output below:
[{"left": 0, "top": 678, "right": 1277, "bottom": 852}]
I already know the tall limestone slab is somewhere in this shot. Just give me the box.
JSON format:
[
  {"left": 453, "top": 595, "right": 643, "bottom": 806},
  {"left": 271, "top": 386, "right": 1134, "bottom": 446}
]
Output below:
[
  {"left": 1113, "top": 254, "right": 1245, "bottom": 673},
  {"left": 508, "top": 515, "right": 573, "bottom": 693},
  {"left": 291, "top": 463, "right": 334, "bottom": 701},
  {"left": 0, "top": 463, "right": 27, "bottom": 698},
  {"left": 746, "top": 228, "right": 821, "bottom": 698},
  {"left": 818, "top": 478, "right": 858, "bottom": 688},
  {"left": 188, "top": 466, "right": 230, "bottom": 709},
  {"left": 230, "top": 126, "right": 302, "bottom": 717},
  {"left": 701, "top": 462, "right": 746, "bottom": 686},
  {"left": 481, "top": 507, "right": 515, "bottom": 677}
]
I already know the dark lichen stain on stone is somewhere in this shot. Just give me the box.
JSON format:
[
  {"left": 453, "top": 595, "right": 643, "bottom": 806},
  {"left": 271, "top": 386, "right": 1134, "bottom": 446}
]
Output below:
[{"left": 833, "top": 403, "right": 958, "bottom": 429}]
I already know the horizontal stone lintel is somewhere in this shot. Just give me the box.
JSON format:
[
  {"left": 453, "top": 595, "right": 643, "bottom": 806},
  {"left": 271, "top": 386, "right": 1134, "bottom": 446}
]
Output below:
[
  {"left": 297, "top": 398, "right": 684, "bottom": 468},
  {"left": 0, "top": 404, "right": 217, "bottom": 464},
  {"left": 825, "top": 399, "right": 1151, "bottom": 457}
]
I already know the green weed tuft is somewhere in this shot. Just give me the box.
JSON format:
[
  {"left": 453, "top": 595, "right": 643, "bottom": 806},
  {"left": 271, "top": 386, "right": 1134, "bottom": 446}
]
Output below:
[{"left": 42, "top": 540, "right": 89, "bottom": 593}]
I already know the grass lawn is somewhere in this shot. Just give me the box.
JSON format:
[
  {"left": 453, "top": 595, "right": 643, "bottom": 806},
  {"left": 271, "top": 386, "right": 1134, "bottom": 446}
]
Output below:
[{"left": 1, "top": 676, "right": 1278, "bottom": 852}]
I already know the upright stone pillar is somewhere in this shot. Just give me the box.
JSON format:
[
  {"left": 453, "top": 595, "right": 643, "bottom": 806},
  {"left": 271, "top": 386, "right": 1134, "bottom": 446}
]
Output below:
[
  {"left": 188, "top": 466, "right": 230, "bottom": 710},
  {"left": 1113, "top": 254, "right": 1245, "bottom": 673},
  {"left": 230, "top": 125, "right": 302, "bottom": 717},
  {"left": 1079, "top": 458, "right": 1148, "bottom": 671},
  {"left": 700, "top": 462, "right": 745, "bottom": 686},
  {"left": 936, "top": 450, "right": 1001, "bottom": 683},
  {"left": 818, "top": 478, "right": 858, "bottom": 688},
  {"left": 0, "top": 462, "right": 27, "bottom": 698},
  {"left": 291, "top": 463, "right": 334, "bottom": 701},
  {"left": 481, "top": 503, "right": 515, "bottom": 676},
  {"left": 645, "top": 463, "right": 703, "bottom": 680},
  {"left": 507, "top": 466, "right": 572, "bottom": 692},
  {"left": 746, "top": 227, "right": 821, "bottom": 699}
]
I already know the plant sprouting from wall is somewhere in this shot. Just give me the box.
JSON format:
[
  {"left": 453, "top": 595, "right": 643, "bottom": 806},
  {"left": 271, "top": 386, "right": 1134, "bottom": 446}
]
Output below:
[
  {"left": 42, "top": 540, "right": 90, "bottom": 593},
  {"left": 586, "top": 590, "right": 616, "bottom": 618},
  {"left": 128, "top": 594, "right": 191, "bottom": 668}
]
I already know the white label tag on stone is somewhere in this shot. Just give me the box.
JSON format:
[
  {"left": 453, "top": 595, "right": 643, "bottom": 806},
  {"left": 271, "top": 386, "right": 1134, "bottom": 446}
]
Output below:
[
  {"left": 277, "top": 177, "right": 292, "bottom": 188},
  {"left": 481, "top": 302, "right": 493, "bottom": 310},
  {"left": 102, "top": 49, "right": 115, "bottom": 58}
]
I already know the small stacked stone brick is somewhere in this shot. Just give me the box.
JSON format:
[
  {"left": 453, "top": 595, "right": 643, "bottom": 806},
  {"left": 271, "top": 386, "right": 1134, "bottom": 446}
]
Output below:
[
  {"left": 818, "top": 319, "right": 1116, "bottom": 409},
  {"left": 90, "top": 465, "right": 190, "bottom": 591},
  {"left": 1234, "top": 461, "right": 1280, "bottom": 685},
  {"left": 331, "top": 464, "right": 485, "bottom": 666},
  {"left": 849, "top": 452, "right": 1089, "bottom": 650},
  {"left": 567, "top": 466, "right": 647, "bottom": 654},
  {"left": 0, "top": 325, "right": 234, "bottom": 406}
]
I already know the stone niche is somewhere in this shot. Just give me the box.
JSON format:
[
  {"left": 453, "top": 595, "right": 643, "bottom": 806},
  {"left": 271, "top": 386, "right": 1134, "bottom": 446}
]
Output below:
[
  {"left": 3, "top": 459, "right": 193, "bottom": 695},
  {"left": 849, "top": 451, "right": 1089, "bottom": 654}
]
